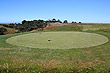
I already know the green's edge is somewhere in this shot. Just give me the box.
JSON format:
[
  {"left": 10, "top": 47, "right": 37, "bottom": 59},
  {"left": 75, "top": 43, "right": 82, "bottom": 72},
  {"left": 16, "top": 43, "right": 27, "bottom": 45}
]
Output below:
[{"left": 0, "top": 30, "right": 109, "bottom": 50}]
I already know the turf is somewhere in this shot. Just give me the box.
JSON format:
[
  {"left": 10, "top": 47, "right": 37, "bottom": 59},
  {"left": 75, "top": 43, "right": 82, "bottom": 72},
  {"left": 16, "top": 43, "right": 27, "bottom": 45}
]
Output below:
[{"left": 6, "top": 32, "right": 108, "bottom": 49}]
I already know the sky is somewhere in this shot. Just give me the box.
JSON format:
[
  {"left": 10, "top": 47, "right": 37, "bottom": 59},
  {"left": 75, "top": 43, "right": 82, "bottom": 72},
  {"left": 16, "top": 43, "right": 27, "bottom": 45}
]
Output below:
[{"left": 0, "top": 0, "right": 110, "bottom": 23}]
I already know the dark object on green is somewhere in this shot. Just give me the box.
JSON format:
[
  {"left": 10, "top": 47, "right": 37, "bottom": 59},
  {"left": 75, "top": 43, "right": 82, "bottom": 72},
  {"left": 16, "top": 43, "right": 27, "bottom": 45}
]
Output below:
[{"left": 48, "top": 40, "right": 51, "bottom": 41}]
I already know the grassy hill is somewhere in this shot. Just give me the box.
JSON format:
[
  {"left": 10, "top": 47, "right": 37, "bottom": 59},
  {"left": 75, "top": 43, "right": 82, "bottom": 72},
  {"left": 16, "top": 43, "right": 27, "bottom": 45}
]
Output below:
[
  {"left": 42, "top": 23, "right": 110, "bottom": 31},
  {"left": 36, "top": 24, "right": 83, "bottom": 31}
]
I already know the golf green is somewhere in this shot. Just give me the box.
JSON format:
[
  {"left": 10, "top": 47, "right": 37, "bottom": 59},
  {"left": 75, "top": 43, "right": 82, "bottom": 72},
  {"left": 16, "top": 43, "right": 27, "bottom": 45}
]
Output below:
[{"left": 6, "top": 32, "right": 109, "bottom": 49}]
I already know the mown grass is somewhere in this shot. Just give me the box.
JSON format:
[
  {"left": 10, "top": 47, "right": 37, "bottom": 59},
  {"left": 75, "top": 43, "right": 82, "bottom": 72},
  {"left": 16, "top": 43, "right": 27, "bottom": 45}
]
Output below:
[
  {"left": 6, "top": 32, "right": 108, "bottom": 49},
  {"left": 0, "top": 30, "right": 110, "bottom": 72}
]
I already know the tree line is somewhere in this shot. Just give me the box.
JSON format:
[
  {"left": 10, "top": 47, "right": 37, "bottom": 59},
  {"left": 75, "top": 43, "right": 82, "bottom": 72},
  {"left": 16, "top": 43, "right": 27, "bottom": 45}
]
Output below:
[
  {"left": 16, "top": 20, "right": 48, "bottom": 32},
  {"left": 0, "top": 19, "right": 82, "bottom": 35}
]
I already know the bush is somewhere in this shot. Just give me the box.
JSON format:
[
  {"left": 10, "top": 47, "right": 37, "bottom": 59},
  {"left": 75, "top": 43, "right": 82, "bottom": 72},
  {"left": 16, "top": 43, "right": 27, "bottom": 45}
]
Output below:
[
  {"left": 0, "top": 27, "right": 7, "bottom": 35},
  {"left": 79, "top": 22, "right": 81, "bottom": 23},
  {"left": 6, "top": 28, "right": 16, "bottom": 34}
]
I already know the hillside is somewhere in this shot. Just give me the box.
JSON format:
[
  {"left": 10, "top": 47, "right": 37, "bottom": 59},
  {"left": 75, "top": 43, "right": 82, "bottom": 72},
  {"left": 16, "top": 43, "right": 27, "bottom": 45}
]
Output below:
[
  {"left": 0, "top": 25, "right": 16, "bottom": 34},
  {"left": 31, "top": 23, "right": 110, "bottom": 32}
]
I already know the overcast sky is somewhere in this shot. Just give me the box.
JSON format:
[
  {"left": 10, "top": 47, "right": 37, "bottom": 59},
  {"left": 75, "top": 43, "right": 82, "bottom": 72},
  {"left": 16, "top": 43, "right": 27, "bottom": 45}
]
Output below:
[{"left": 0, "top": 0, "right": 110, "bottom": 23}]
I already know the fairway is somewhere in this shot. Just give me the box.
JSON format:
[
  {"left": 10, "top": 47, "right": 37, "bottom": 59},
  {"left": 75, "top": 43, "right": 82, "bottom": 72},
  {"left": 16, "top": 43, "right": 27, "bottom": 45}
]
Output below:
[{"left": 6, "top": 32, "right": 108, "bottom": 49}]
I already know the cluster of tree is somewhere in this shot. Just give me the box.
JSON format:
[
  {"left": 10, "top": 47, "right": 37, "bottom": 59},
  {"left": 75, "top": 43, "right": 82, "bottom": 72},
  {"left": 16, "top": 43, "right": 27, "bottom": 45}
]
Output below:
[
  {"left": 0, "top": 20, "right": 48, "bottom": 33},
  {"left": 63, "top": 20, "right": 68, "bottom": 23},
  {"left": 48, "top": 19, "right": 62, "bottom": 23},
  {"left": 16, "top": 19, "right": 81, "bottom": 32},
  {"left": 48, "top": 18, "right": 68, "bottom": 23},
  {"left": 15, "top": 20, "right": 48, "bottom": 32},
  {"left": 1, "top": 24, "right": 17, "bottom": 28},
  {"left": 72, "top": 21, "right": 81, "bottom": 23},
  {"left": 0, "top": 18, "right": 82, "bottom": 34},
  {"left": 48, "top": 18, "right": 81, "bottom": 23}
]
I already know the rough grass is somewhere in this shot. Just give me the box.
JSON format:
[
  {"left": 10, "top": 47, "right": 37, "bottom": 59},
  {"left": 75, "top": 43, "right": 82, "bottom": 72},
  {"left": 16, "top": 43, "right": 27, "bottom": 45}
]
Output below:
[
  {"left": 6, "top": 32, "right": 108, "bottom": 49},
  {"left": 56, "top": 25, "right": 83, "bottom": 31},
  {"left": 82, "top": 25, "right": 110, "bottom": 29},
  {"left": 0, "top": 30, "right": 110, "bottom": 72},
  {"left": 43, "top": 25, "right": 83, "bottom": 31},
  {"left": 43, "top": 24, "right": 110, "bottom": 31}
]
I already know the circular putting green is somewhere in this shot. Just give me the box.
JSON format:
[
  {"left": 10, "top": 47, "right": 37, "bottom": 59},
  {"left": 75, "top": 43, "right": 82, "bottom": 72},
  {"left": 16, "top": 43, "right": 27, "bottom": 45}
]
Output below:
[{"left": 6, "top": 32, "right": 109, "bottom": 49}]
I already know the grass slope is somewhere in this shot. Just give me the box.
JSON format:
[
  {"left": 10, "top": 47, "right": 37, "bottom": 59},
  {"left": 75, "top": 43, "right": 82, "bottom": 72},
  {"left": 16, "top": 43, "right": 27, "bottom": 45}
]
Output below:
[
  {"left": 0, "top": 25, "right": 15, "bottom": 34},
  {"left": 43, "top": 24, "right": 110, "bottom": 31},
  {"left": 43, "top": 25, "right": 83, "bottom": 31},
  {"left": 82, "top": 25, "right": 110, "bottom": 29}
]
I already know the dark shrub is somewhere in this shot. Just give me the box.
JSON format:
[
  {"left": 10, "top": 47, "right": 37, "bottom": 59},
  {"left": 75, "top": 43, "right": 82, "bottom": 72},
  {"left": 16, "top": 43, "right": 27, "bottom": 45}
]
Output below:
[
  {"left": 0, "top": 27, "right": 7, "bottom": 35},
  {"left": 79, "top": 22, "right": 81, "bottom": 23}
]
